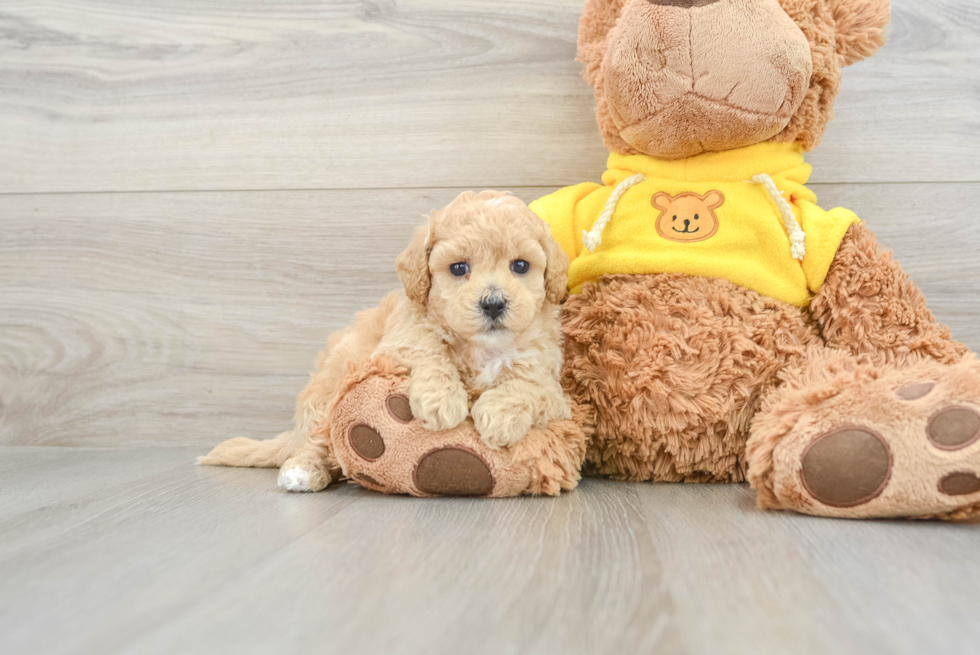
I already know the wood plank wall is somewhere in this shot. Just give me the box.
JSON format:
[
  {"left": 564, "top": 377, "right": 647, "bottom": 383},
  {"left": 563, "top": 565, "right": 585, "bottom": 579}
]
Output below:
[{"left": 2, "top": 0, "right": 978, "bottom": 448}]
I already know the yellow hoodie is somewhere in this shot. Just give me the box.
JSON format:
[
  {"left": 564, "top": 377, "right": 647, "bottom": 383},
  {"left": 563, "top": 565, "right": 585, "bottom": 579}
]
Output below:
[{"left": 529, "top": 142, "right": 860, "bottom": 307}]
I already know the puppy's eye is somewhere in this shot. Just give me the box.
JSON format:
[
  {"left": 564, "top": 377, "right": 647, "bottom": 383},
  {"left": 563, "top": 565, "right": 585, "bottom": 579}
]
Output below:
[
  {"left": 694, "top": 214, "right": 700, "bottom": 220},
  {"left": 449, "top": 262, "right": 469, "bottom": 277},
  {"left": 511, "top": 260, "right": 530, "bottom": 275}
]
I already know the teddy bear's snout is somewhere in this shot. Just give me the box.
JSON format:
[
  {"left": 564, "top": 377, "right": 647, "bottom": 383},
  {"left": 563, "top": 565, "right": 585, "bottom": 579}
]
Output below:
[
  {"left": 647, "top": 0, "right": 720, "bottom": 8},
  {"left": 603, "top": 0, "right": 812, "bottom": 159}
]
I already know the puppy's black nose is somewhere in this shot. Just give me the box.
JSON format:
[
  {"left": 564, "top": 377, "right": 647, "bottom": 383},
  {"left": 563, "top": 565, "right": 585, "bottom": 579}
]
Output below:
[{"left": 480, "top": 296, "right": 507, "bottom": 320}]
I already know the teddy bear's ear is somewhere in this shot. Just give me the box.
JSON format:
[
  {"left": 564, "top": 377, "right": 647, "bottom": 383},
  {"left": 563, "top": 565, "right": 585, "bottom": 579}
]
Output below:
[
  {"left": 831, "top": 0, "right": 891, "bottom": 66},
  {"left": 703, "top": 190, "right": 726, "bottom": 210},
  {"left": 651, "top": 192, "right": 673, "bottom": 211},
  {"left": 578, "top": 0, "right": 631, "bottom": 85}
]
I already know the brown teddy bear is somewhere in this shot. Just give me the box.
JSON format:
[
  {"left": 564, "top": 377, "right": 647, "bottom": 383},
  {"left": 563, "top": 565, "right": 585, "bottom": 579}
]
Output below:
[{"left": 527, "top": 0, "right": 980, "bottom": 519}]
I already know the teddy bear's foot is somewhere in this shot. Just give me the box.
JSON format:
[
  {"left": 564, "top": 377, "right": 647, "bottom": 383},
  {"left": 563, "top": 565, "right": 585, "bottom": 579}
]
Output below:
[
  {"left": 327, "top": 357, "right": 587, "bottom": 498},
  {"left": 748, "top": 353, "right": 980, "bottom": 520}
]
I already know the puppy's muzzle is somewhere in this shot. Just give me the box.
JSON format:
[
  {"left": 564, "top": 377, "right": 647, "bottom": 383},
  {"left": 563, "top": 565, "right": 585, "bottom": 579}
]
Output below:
[{"left": 479, "top": 293, "right": 508, "bottom": 321}]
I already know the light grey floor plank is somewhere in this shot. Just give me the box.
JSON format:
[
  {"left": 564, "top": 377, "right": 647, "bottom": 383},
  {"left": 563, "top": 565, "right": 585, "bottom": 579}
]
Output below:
[
  {"left": 0, "top": 0, "right": 976, "bottom": 194},
  {"left": 2, "top": 183, "right": 978, "bottom": 449},
  {"left": 0, "top": 447, "right": 977, "bottom": 655},
  {"left": 0, "top": 448, "right": 361, "bottom": 655}
]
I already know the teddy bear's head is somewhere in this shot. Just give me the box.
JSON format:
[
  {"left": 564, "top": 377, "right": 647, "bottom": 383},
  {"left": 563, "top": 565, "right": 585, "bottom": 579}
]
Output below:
[{"left": 578, "top": 0, "right": 890, "bottom": 159}]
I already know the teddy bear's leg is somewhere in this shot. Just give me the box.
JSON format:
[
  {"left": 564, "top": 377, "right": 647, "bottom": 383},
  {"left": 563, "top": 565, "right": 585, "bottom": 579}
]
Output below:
[
  {"left": 746, "top": 224, "right": 980, "bottom": 519},
  {"left": 328, "top": 357, "right": 587, "bottom": 497},
  {"left": 747, "top": 347, "right": 980, "bottom": 519}
]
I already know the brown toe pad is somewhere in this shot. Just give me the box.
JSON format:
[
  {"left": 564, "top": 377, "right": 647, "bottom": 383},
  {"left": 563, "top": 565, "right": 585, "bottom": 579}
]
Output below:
[
  {"left": 927, "top": 406, "right": 980, "bottom": 451},
  {"left": 349, "top": 424, "right": 385, "bottom": 460},
  {"left": 414, "top": 446, "right": 495, "bottom": 496},
  {"left": 939, "top": 472, "right": 980, "bottom": 497},
  {"left": 801, "top": 428, "right": 892, "bottom": 508}
]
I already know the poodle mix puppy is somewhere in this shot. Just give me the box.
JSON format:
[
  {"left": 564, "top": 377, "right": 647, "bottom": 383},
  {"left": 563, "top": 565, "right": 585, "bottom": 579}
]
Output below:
[{"left": 201, "top": 190, "right": 572, "bottom": 492}]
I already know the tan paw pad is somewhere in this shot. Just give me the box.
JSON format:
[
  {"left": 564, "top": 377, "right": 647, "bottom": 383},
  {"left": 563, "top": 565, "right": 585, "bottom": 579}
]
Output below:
[
  {"left": 927, "top": 406, "right": 980, "bottom": 451},
  {"left": 413, "top": 446, "right": 495, "bottom": 496},
  {"left": 895, "top": 382, "right": 935, "bottom": 401},
  {"left": 349, "top": 423, "right": 385, "bottom": 460},
  {"left": 800, "top": 428, "right": 892, "bottom": 508}
]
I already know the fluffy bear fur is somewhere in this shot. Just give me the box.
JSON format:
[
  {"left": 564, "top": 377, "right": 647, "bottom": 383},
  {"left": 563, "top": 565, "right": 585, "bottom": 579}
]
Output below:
[
  {"left": 323, "top": 356, "right": 587, "bottom": 497},
  {"left": 562, "top": 271, "right": 820, "bottom": 483}
]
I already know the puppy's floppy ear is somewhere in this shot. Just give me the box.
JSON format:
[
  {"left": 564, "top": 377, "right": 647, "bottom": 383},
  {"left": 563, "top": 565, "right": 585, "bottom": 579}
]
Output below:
[
  {"left": 396, "top": 219, "right": 433, "bottom": 306},
  {"left": 537, "top": 222, "right": 570, "bottom": 305},
  {"left": 832, "top": 0, "right": 891, "bottom": 66}
]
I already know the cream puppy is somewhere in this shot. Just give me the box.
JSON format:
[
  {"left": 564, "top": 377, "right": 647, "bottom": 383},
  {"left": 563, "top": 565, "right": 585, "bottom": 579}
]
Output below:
[{"left": 201, "top": 190, "right": 571, "bottom": 492}]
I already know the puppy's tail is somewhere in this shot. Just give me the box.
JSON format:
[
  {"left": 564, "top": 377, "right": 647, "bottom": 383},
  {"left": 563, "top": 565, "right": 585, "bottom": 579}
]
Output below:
[{"left": 197, "top": 431, "right": 293, "bottom": 468}]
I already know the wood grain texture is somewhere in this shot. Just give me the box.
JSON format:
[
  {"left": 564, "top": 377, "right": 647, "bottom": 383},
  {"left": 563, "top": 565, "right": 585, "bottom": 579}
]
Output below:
[
  {"left": 0, "top": 447, "right": 978, "bottom": 655},
  {"left": 1, "top": 184, "right": 978, "bottom": 449},
  {"left": 0, "top": 0, "right": 977, "bottom": 194}
]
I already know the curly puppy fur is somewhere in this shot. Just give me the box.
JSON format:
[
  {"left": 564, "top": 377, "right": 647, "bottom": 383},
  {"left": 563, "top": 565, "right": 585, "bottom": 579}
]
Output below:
[{"left": 201, "top": 190, "right": 571, "bottom": 492}]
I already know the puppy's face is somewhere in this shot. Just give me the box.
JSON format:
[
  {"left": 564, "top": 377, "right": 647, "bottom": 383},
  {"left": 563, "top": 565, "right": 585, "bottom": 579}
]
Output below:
[
  {"left": 397, "top": 191, "right": 569, "bottom": 343},
  {"left": 428, "top": 224, "right": 547, "bottom": 342}
]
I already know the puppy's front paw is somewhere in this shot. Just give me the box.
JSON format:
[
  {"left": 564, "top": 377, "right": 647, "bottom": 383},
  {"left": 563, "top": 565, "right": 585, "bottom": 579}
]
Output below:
[
  {"left": 410, "top": 378, "right": 469, "bottom": 432},
  {"left": 472, "top": 391, "right": 533, "bottom": 449}
]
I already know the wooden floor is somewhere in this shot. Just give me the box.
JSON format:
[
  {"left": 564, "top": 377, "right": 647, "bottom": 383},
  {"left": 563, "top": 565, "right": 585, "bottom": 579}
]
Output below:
[
  {"left": 1, "top": 447, "right": 978, "bottom": 655},
  {"left": 2, "top": 1, "right": 980, "bottom": 652}
]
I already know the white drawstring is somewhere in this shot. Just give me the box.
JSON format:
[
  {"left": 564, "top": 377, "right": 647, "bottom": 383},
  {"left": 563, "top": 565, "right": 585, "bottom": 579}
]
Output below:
[
  {"left": 583, "top": 173, "right": 646, "bottom": 253},
  {"left": 751, "top": 173, "right": 806, "bottom": 260}
]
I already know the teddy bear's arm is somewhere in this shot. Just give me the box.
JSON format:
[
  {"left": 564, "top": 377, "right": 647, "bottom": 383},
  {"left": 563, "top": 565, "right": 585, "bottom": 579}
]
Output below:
[
  {"left": 809, "top": 222, "right": 968, "bottom": 366},
  {"left": 530, "top": 182, "right": 606, "bottom": 264}
]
